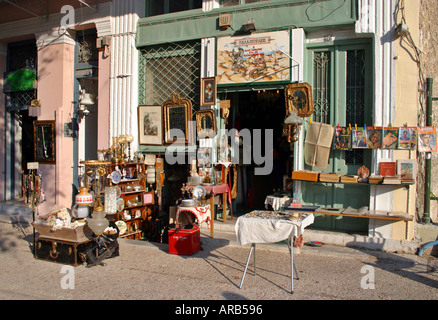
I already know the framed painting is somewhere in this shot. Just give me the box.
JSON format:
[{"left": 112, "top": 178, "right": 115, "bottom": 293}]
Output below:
[
  {"left": 138, "top": 105, "right": 163, "bottom": 145},
  {"left": 397, "top": 159, "right": 416, "bottom": 183},
  {"left": 33, "top": 120, "right": 56, "bottom": 164},
  {"left": 200, "top": 77, "right": 217, "bottom": 106},
  {"left": 196, "top": 109, "right": 217, "bottom": 139},
  {"left": 143, "top": 191, "right": 155, "bottom": 205},
  {"left": 163, "top": 93, "right": 193, "bottom": 145},
  {"left": 285, "top": 82, "right": 314, "bottom": 118}
]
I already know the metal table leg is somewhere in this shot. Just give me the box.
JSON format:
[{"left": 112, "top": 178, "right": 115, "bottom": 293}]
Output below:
[{"left": 239, "top": 243, "right": 255, "bottom": 289}]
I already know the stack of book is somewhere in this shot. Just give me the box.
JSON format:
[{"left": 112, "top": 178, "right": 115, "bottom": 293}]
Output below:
[
  {"left": 382, "top": 176, "right": 402, "bottom": 184},
  {"left": 368, "top": 175, "right": 383, "bottom": 184},
  {"left": 319, "top": 173, "right": 341, "bottom": 183},
  {"left": 340, "top": 175, "right": 358, "bottom": 183}
]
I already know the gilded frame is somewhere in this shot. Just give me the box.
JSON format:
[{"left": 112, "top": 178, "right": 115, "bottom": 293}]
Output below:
[
  {"left": 285, "top": 82, "right": 314, "bottom": 118},
  {"left": 163, "top": 93, "right": 193, "bottom": 145},
  {"left": 196, "top": 109, "right": 217, "bottom": 139}
]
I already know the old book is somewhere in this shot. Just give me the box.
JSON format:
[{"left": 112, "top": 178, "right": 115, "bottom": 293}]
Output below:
[
  {"left": 368, "top": 175, "right": 383, "bottom": 184},
  {"left": 382, "top": 176, "right": 402, "bottom": 184},
  {"left": 379, "top": 162, "right": 396, "bottom": 176},
  {"left": 319, "top": 172, "right": 341, "bottom": 183},
  {"left": 292, "top": 170, "right": 320, "bottom": 182},
  {"left": 304, "top": 122, "right": 334, "bottom": 169},
  {"left": 340, "top": 175, "right": 358, "bottom": 183}
]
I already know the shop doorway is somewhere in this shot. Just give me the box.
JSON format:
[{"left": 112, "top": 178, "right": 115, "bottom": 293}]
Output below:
[{"left": 224, "top": 89, "right": 293, "bottom": 213}]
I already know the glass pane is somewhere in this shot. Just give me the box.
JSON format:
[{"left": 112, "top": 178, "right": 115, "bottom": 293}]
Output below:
[
  {"left": 222, "top": 0, "right": 240, "bottom": 6},
  {"left": 169, "top": 0, "right": 189, "bottom": 12},
  {"left": 150, "top": 0, "right": 164, "bottom": 16},
  {"left": 193, "top": 0, "right": 203, "bottom": 8},
  {"left": 245, "top": 0, "right": 269, "bottom": 3},
  {"left": 346, "top": 49, "right": 365, "bottom": 125},
  {"left": 312, "top": 51, "right": 331, "bottom": 124}
]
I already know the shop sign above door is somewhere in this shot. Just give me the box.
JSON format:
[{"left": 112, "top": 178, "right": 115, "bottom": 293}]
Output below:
[{"left": 217, "top": 30, "right": 290, "bottom": 85}]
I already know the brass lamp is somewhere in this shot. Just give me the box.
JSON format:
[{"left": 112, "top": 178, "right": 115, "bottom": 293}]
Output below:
[{"left": 284, "top": 111, "right": 303, "bottom": 143}]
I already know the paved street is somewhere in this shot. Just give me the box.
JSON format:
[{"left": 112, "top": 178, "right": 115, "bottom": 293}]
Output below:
[{"left": 0, "top": 220, "right": 437, "bottom": 308}]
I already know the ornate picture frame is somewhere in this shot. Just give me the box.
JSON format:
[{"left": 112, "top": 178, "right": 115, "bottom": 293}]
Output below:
[
  {"left": 200, "top": 77, "right": 217, "bottom": 106},
  {"left": 196, "top": 109, "right": 217, "bottom": 139},
  {"left": 33, "top": 120, "right": 56, "bottom": 164},
  {"left": 285, "top": 82, "right": 314, "bottom": 118},
  {"left": 163, "top": 93, "right": 193, "bottom": 145},
  {"left": 138, "top": 105, "right": 163, "bottom": 145}
]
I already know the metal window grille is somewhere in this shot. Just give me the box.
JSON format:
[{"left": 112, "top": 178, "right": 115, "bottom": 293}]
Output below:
[
  {"left": 138, "top": 41, "right": 201, "bottom": 115},
  {"left": 312, "top": 51, "right": 331, "bottom": 124},
  {"left": 345, "top": 49, "right": 366, "bottom": 166}
]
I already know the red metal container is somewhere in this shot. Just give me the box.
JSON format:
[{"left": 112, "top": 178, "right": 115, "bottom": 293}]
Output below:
[{"left": 168, "top": 225, "right": 200, "bottom": 255}]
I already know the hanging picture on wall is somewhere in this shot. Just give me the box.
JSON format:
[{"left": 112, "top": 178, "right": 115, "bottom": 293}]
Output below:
[
  {"left": 138, "top": 105, "right": 163, "bottom": 145},
  {"left": 200, "top": 77, "right": 217, "bottom": 106},
  {"left": 196, "top": 109, "right": 217, "bottom": 139},
  {"left": 163, "top": 93, "right": 193, "bottom": 145},
  {"left": 33, "top": 120, "right": 56, "bottom": 164},
  {"left": 418, "top": 126, "right": 437, "bottom": 152},
  {"left": 216, "top": 30, "right": 290, "bottom": 85}
]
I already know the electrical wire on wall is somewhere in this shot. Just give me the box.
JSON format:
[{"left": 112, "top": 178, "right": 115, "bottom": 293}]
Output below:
[{"left": 396, "top": 0, "right": 426, "bottom": 125}]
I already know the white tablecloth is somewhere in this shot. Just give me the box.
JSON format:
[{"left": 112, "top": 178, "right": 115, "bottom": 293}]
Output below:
[
  {"left": 235, "top": 211, "right": 314, "bottom": 246},
  {"left": 264, "top": 195, "right": 293, "bottom": 211}
]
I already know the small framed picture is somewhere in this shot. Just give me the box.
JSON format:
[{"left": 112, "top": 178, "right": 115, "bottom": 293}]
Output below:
[
  {"left": 201, "top": 77, "right": 217, "bottom": 106},
  {"left": 397, "top": 159, "right": 416, "bottom": 183},
  {"left": 196, "top": 109, "right": 217, "bottom": 139},
  {"left": 138, "top": 105, "right": 163, "bottom": 145},
  {"left": 143, "top": 191, "right": 155, "bottom": 205}
]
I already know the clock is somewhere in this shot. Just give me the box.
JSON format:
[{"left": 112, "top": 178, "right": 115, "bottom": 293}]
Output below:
[{"left": 285, "top": 82, "right": 314, "bottom": 118}]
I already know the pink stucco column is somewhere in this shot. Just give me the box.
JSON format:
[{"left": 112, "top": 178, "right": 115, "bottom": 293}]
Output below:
[{"left": 36, "top": 31, "right": 75, "bottom": 216}]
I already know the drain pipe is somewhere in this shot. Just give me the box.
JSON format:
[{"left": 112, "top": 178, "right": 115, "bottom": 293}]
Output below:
[{"left": 423, "top": 78, "right": 434, "bottom": 224}]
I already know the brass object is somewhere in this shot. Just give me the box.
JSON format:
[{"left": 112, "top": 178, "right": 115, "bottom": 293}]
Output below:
[
  {"left": 285, "top": 82, "right": 314, "bottom": 118},
  {"left": 196, "top": 109, "right": 217, "bottom": 139},
  {"left": 49, "top": 242, "right": 59, "bottom": 259}
]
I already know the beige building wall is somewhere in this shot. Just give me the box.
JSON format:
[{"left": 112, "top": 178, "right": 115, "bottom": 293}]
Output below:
[
  {"left": 419, "top": 0, "right": 438, "bottom": 223},
  {"left": 393, "top": 0, "right": 420, "bottom": 240}
]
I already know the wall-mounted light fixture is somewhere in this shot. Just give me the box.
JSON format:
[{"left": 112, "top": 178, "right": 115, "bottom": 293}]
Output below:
[
  {"left": 284, "top": 110, "right": 303, "bottom": 143},
  {"left": 241, "top": 18, "right": 256, "bottom": 33},
  {"left": 78, "top": 88, "right": 94, "bottom": 118},
  {"left": 396, "top": 23, "right": 409, "bottom": 37}
]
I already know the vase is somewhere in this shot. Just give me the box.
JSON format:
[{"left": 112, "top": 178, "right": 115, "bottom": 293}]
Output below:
[{"left": 87, "top": 211, "right": 109, "bottom": 236}]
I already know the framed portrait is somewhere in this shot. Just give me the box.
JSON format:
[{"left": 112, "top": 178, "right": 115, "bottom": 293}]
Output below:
[
  {"left": 163, "top": 93, "right": 193, "bottom": 145},
  {"left": 285, "top": 82, "right": 314, "bottom": 118},
  {"left": 138, "top": 105, "right": 163, "bottom": 145},
  {"left": 33, "top": 120, "right": 56, "bottom": 164},
  {"left": 201, "top": 77, "right": 217, "bottom": 106},
  {"left": 397, "top": 159, "right": 416, "bottom": 183},
  {"left": 352, "top": 128, "right": 367, "bottom": 149},
  {"left": 143, "top": 191, "right": 155, "bottom": 205},
  {"left": 196, "top": 109, "right": 217, "bottom": 139},
  {"left": 418, "top": 126, "right": 437, "bottom": 152}
]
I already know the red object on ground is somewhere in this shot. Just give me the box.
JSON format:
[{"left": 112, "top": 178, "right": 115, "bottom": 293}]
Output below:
[{"left": 168, "top": 225, "right": 201, "bottom": 255}]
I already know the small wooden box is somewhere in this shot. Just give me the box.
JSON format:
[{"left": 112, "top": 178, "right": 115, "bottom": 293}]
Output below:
[
  {"left": 292, "top": 170, "right": 320, "bottom": 182},
  {"left": 35, "top": 237, "right": 93, "bottom": 267}
]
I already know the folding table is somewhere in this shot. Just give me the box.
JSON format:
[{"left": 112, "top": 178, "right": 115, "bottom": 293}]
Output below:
[{"left": 235, "top": 211, "right": 314, "bottom": 293}]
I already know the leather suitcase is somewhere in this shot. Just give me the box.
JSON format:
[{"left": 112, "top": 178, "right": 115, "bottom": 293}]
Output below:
[{"left": 35, "top": 237, "right": 93, "bottom": 267}]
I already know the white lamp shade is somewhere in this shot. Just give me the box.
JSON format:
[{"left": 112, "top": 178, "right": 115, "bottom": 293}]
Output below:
[{"left": 80, "top": 93, "right": 95, "bottom": 105}]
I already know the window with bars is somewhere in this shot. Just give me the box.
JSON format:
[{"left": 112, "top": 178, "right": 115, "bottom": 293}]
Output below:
[
  {"left": 138, "top": 41, "right": 201, "bottom": 116},
  {"left": 311, "top": 47, "right": 369, "bottom": 166}
]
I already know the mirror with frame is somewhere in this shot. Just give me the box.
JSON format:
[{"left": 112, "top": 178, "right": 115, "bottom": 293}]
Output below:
[
  {"left": 285, "top": 82, "right": 314, "bottom": 118},
  {"left": 33, "top": 120, "right": 56, "bottom": 164},
  {"left": 163, "top": 93, "right": 193, "bottom": 145}
]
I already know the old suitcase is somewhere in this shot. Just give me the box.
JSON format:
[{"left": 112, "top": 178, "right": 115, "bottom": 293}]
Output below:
[{"left": 35, "top": 237, "right": 93, "bottom": 267}]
